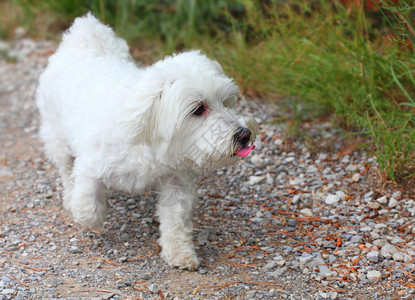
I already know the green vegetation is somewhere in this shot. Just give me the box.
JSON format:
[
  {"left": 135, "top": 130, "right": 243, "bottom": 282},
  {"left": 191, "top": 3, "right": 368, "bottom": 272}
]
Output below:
[{"left": 1, "top": 0, "right": 414, "bottom": 182}]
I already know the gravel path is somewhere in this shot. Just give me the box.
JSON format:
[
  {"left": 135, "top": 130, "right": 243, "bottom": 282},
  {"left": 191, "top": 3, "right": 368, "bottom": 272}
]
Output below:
[{"left": 1, "top": 39, "right": 415, "bottom": 300}]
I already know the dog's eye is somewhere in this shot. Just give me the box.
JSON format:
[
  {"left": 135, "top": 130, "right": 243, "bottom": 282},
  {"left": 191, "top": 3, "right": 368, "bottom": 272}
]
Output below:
[{"left": 193, "top": 104, "right": 206, "bottom": 116}]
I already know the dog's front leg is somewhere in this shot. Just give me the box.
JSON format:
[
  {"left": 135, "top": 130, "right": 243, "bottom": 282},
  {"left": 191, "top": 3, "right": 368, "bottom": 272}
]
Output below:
[
  {"left": 68, "top": 158, "right": 107, "bottom": 228},
  {"left": 157, "top": 173, "right": 200, "bottom": 270}
]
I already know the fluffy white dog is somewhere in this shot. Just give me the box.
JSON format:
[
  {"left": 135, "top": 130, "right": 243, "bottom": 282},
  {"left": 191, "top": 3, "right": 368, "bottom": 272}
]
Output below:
[{"left": 36, "top": 14, "right": 257, "bottom": 269}]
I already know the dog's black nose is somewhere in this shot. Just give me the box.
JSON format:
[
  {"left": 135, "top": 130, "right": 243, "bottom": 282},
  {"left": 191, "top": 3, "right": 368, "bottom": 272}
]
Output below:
[{"left": 234, "top": 127, "right": 251, "bottom": 146}]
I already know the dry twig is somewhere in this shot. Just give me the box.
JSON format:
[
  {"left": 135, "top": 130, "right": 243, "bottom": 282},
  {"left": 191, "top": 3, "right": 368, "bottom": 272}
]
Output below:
[{"left": 0, "top": 272, "right": 29, "bottom": 287}]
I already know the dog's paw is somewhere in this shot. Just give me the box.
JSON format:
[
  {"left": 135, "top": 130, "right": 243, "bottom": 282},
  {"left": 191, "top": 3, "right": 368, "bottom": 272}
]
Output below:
[
  {"left": 72, "top": 212, "right": 104, "bottom": 229},
  {"left": 63, "top": 193, "right": 72, "bottom": 211},
  {"left": 161, "top": 249, "right": 200, "bottom": 270},
  {"left": 71, "top": 202, "right": 106, "bottom": 229}
]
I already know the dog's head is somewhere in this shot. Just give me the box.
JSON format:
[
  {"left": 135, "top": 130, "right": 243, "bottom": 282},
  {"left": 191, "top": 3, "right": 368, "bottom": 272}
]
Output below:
[{"left": 121, "top": 51, "right": 258, "bottom": 169}]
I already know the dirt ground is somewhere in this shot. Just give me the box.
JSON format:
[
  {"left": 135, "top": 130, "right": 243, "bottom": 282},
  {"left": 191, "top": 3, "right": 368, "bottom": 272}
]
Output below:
[{"left": 1, "top": 39, "right": 415, "bottom": 300}]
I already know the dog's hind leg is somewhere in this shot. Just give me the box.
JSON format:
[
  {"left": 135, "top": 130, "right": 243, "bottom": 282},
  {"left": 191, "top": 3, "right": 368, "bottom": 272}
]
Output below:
[
  {"left": 39, "top": 122, "right": 75, "bottom": 209},
  {"left": 58, "top": 155, "right": 75, "bottom": 210},
  {"left": 67, "top": 157, "right": 107, "bottom": 228},
  {"left": 156, "top": 172, "right": 200, "bottom": 270}
]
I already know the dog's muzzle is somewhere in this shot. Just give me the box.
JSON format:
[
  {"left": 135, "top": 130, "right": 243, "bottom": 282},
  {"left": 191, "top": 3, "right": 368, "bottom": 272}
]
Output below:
[
  {"left": 233, "top": 127, "right": 255, "bottom": 158},
  {"left": 234, "top": 127, "right": 251, "bottom": 147}
]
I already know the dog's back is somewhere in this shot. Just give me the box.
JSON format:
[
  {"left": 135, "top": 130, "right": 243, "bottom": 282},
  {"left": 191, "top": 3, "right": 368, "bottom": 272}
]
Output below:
[
  {"left": 36, "top": 13, "right": 139, "bottom": 174},
  {"left": 58, "top": 13, "right": 131, "bottom": 61}
]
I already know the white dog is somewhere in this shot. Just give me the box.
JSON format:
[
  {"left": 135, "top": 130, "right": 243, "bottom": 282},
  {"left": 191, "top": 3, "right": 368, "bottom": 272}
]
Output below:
[{"left": 36, "top": 14, "right": 257, "bottom": 270}]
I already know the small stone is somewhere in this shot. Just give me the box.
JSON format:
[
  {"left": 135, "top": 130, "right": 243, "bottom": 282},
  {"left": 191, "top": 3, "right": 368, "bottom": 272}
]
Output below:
[
  {"left": 148, "top": 283, "right": 158, "bottom": 293},
  {"left": 266, "top": 173, "right": 274, "bottom": 185},
  {"left": 299, "top": 208, "right": 313, "bottom": 217},
  {"left": 2, "top": 288, "right": 14, "bottom": 295},
  {"left": 367, "top": 202, "right": 380, "bottom": 210},
  {"left": 0, "top": 167, "right": 13, "bottom": 177},
  {"left": 374, "top": 223, "right": 387, "bottom": 229},
  {"left": 284, "top": 157, "right": 295, "bottom": 163},
  {"left": 287, "top": 219, "right": 297, "bottom": 227},
  {"left": 198, "top": 229, "right": 210, "bottom": 245},
  {"left": 15, "top": 291, "right": 29, "bottom": 300},
  {"left": 263, "top": 261, "right": 277, "bottom": 270},
  {"left": 14, "top": 27, "right": 27, "bottom": 38},
  {"left": 405, "top": 264, "right": 415, "bottom": 272},
  {"left": 393, "top": 252, "right": 404, "bottom": 261},
  {"left": 323, "top": 242, "right": 336, "bottom": 250},
  {"left": 240, "top": 186, "right": 249, "bottom": 193},
  {"left": 251, "top": 154, "right": 264, "bottom": 166},
  {"left": 360, "top": 225, "right": 372, "bottom": 232},
  {"left": 299, "top": 253, "right": 314, "bottom": 264},
  {"left": 367, "top": 270, "right": 381, "bottom": 282},
  {"left": 247, "top": 175, "right": 266, "bottom": 185},
  {"left": 116, "top": 281, "right": 126, "bottom": 289},
  {"left": 199, "top": 268, "right": 208, "bottom": 275},
  {"left": 376, "top": 196, "right": 388, "bottom": 204},
  {"left": 250, "top": 217, "right": 263, "bottom": 223},
  {"left": 292, "top": 195, "right": 300, "bottom": 204},
  {"left": 274, "top": 255, "right": 286, "bottom": 266},
  {"left": 141, "top": 273, "right": 152, "bottom": 280},
  {"left": 364, "top": 191, "right": 374, "bottom": 199},
  {"left": 335, "top": 191, "right": 346, "bottom": 200},
  {"left": 389, "top": 198, "right": 398, "bottom": 208},
  {"left": 325, "top": 194, "right": 340, "bottom": 205},
  {"left": 69, "top": 237, "right": 80, "bottom": 243},
  {"left": 307, "top": 165, "right": 318, "bottom": 173},
  {"left": 274, "top": 138, "right": 283, "bottom": 146},
  {"left": 142, "top": 217, "right": 153, "bottom": 224},
  {"left": 373, "top": 239, "right": 387, "bottom": 247},
  {"left": 328, "top": 255, "right": 337, "bottom": 264},
  {"left": 350, "top": 236, "right": 362, "bottom": 243},
  {"left": 313, "top": 257, "right": 334, "bottom": 276},
  {"left": 69, "top": 246, "right": 82, "bottom": 253},
  {"left": 391, "top": 236, "right": 405, "bottom": 244},
  {"left": 0, "top": 41, "right": 10, "bottom": 52},
  {"left": 366, "top": 251, "right": 379, "bottom": 263},
  {"left": 392, "top": 191, "right": 401, "bottom": 199},
  {"left": 126, "top": 198, "right": 136, "bottom": 205},
  {"left": 341, "top": 155, "right": 350, "bottom": 163},
  {"left": 379, "top": 209, "right": 389, "bottom": 215},
  {"left": 268, "top": 267, "right": 287, "bottom": 277},
  {"left": 371, "top": 232, "right": 380, "bottom": 239},
  {"left": 352, "top": 173, "right": 360, "bottom": 182},
  {"left": 381, "top": 243, "right": 400, "bottom": 258}
]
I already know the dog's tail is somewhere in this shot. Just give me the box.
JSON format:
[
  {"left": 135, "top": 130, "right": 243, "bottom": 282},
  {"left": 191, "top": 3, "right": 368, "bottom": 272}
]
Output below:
[{"left": 59, "top": 13, "right": 131, "bottom": 60}]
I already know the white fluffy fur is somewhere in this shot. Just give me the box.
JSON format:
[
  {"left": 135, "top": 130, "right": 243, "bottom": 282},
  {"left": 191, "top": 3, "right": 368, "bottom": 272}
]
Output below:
[{"left": 36, "top": 13, "right": 257, "bottom": 269}]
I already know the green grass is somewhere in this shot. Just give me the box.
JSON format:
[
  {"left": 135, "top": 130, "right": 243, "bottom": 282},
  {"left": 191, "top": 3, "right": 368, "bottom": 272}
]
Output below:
[
  {"left": 1, "top": 0, "right": 414, "bottom": 182},
  {"left": 216, "top": 0, "right": 415, "bottom": 182}
]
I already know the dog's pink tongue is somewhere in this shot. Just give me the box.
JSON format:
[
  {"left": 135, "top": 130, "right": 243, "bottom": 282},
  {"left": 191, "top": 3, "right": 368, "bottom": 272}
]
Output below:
[{"left": 235, "top": 145, "right": 255, "bottom": 157}]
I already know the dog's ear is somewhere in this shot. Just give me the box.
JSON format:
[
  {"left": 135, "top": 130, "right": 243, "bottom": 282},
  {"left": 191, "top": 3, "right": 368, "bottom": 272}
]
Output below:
[{"left": 120, "top": 77, "right": 164, "bottom": 145}]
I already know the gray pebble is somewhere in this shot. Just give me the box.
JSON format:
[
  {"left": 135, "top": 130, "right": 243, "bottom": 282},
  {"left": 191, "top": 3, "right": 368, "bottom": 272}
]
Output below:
[
  {"left": 199, "top": 268, "right": 208, "bottom": 275},
  {"left": 69, "top": 246, "right": 82, "bottom": 253},
  {"left": 268, "top": 267, "right": 287, "bottom": 277},
  {"left": 148, "top": 283, "right": 158, "bottom": 293},
  {"left": 366, "top": 251, "right": 380, "bottom": 263}
]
